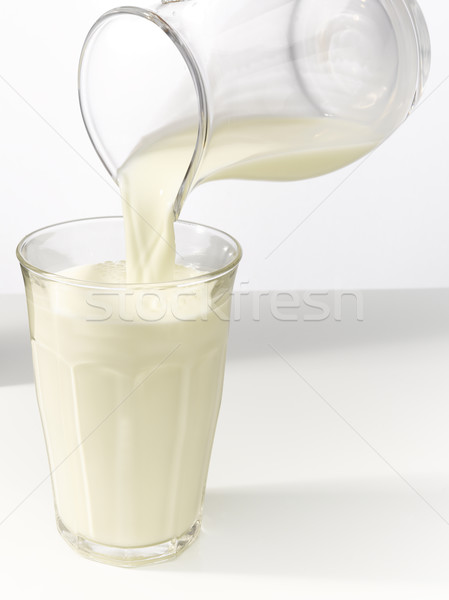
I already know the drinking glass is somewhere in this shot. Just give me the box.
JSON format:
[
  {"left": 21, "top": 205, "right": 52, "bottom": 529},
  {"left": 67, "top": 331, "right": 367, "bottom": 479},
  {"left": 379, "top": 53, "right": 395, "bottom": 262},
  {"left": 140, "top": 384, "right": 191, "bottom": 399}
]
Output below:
[{"left": 17, "top": 216, "right": 241, "bottom": 567}]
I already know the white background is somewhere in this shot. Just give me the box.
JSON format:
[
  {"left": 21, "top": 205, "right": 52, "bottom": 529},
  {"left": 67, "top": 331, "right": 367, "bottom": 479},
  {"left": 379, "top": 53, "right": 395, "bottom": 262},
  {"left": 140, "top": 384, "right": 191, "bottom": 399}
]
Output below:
[
  {"left": 1, "top": 0, "right": 448, "bottom": 293},
  {"left": 2, "top": 3, "right": 449, "bottom": 598}
]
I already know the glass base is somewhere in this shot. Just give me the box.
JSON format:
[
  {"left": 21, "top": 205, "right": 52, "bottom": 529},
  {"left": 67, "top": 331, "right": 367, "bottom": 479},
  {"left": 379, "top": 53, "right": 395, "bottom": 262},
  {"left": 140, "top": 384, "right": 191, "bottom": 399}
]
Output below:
[{"left": 56, "top": 514, "right": 202, "bottom": 567}]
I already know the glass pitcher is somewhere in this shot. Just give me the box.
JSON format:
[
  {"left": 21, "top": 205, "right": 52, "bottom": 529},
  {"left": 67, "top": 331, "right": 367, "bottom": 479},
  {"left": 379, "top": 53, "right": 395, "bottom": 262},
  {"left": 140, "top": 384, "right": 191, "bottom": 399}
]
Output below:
[{"left": 79, "top": 0, "right": 430, "bottom": 216}]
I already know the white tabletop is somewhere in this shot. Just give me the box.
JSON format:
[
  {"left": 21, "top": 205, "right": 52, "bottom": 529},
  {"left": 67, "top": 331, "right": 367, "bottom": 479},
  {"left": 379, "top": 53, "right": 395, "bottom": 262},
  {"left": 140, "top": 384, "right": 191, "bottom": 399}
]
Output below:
[{"left": 1, "top": 290, "right": 449, "bottom": 599}]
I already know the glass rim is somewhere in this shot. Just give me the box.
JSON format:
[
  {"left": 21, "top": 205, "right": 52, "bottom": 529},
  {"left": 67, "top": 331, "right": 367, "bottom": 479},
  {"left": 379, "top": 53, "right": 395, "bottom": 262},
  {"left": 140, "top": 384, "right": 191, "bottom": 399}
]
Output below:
[{"left": 16, "top": 216, "right": 243, "bottom": 291}]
